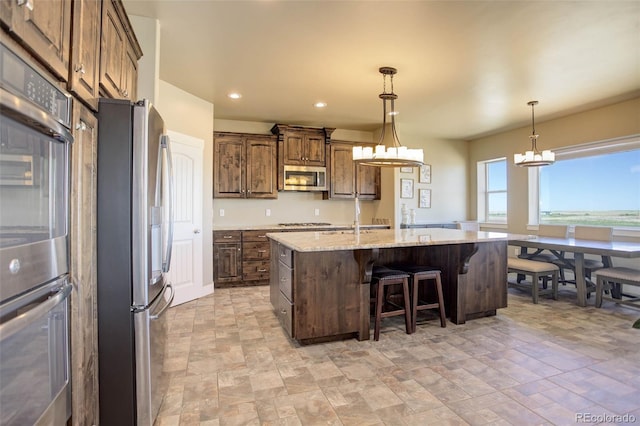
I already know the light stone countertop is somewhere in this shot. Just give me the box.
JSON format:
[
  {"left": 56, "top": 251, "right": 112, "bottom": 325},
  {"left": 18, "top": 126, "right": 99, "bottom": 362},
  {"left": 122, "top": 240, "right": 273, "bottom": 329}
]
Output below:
[
  {"left": 212, "top": 223, "right": 389, "bottom": 231},
  {"left": 267, "top": 227, "right": 510, "bottom": 252}
]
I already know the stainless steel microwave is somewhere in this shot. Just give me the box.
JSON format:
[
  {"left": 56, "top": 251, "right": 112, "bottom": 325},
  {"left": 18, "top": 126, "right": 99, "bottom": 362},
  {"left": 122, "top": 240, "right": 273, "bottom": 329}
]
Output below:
[{"left": 283, "top": 165, "right": 327, "bottom": 191}]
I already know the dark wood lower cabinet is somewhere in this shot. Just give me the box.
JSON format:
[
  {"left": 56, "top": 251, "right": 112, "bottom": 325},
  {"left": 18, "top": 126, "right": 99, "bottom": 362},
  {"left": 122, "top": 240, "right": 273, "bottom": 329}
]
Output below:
[
  {"left": 270, "top": 240, "right": 508, "bottom": 342},
  {"left": 213, "top": 231, "right": 242, "bottom": 284},
  {"left": 214, "top": 229, "right": 275, "bottom": 287}
]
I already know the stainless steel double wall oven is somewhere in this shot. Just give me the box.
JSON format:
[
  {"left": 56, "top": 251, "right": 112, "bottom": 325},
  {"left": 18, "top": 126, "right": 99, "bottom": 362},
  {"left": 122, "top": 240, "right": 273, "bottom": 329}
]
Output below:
[{"left": 0, "top": 42, "right": 72, "bottom": 425}]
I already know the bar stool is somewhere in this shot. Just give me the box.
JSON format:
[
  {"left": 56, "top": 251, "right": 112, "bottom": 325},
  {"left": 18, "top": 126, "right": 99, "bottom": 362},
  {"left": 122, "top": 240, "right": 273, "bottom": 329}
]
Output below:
[
  {"left": 370, "top": 266, "right": 412, "bottom": 341},
  {"left": 393, "top": 265, "right": 446, "bottom": 332}
]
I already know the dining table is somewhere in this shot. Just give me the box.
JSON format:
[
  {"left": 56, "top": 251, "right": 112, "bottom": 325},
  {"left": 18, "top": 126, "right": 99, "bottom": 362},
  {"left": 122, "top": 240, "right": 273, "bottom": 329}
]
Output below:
[{"left": 508, "top": 234, "right": 640, "bottom": 307}]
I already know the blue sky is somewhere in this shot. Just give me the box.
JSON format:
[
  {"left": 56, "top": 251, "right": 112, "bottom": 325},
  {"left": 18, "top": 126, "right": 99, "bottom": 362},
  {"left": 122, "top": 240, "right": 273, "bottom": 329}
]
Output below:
[{"left": 539, "top": 150, "right": 640, "bottom": 211}]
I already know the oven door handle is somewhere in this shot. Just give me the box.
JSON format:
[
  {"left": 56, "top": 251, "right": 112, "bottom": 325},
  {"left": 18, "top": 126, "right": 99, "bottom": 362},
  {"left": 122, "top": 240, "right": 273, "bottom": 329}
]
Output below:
[
  {"left": 0, "top": 281, "right": 72, "bottom": 340},
  {"left": 0, "top": 88, "right": 73, "bottom": 143}
]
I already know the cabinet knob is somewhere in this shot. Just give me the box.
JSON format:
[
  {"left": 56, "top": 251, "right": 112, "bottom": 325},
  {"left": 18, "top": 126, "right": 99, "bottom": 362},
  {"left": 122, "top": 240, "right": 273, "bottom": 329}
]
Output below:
[
  {"left": 75, "top": 122, "right": 87, "bottom": 131},
  {"left": 122, "top": 89, "right": 129, "bottom": 98},
  {"left": 74, "top": 63, "right": 86, "bottom": 74},
  {"left": 193, "top": 229, "right": 201, "bottom": 234}
]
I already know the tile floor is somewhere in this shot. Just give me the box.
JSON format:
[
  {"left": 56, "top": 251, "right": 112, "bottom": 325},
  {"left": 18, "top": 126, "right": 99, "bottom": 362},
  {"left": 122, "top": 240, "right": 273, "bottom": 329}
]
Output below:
[{"left": 156, "top": 285, "right": 640, "bottom": 425}]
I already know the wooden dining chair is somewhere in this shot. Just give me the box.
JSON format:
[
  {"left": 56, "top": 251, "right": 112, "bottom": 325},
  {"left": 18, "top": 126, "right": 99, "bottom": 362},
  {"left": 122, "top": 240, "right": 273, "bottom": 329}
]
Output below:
[
  {"left": 519, "top": 225, "right": 568, "bottom": 262},
  {"left": 456, "top": 221, "right": 479, "bottom": 231}
]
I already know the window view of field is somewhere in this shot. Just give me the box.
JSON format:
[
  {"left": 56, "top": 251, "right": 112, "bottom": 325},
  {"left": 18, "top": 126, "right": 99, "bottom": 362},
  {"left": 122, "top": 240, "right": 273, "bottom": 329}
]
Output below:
[
  {"left": 539, "top": 149, "right": 640, "bottom": 229},
  {"left": 540, "top": 210, "right": 639, "bottom": 227}
]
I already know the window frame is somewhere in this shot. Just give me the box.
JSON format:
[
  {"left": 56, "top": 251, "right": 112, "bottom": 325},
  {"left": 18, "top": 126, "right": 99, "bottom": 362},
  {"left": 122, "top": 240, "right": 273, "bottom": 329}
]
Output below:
[
  {"left": 477, "top": 157, "right": 507, "bottom": 224},
  {"left": 527, "top": 134, "right": 640, "bottom": 236}
]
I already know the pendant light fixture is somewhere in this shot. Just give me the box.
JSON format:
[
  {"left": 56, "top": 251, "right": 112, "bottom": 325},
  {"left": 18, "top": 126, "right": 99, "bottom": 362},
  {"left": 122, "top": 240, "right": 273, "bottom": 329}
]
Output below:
[
  {"left": 514, "top": 100, "right": 555, "bottom": 167},
  {"left": 352, "top": 67, "right": 424, "bottom": 167}
]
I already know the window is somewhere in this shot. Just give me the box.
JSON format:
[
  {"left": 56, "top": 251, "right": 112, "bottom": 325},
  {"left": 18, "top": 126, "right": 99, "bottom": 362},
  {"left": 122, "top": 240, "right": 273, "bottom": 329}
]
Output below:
[
  {"left": 530, "top": 136, "right": 640, "bottom": 230},
  {"left": 477, "top": 158, "right": 507, "bottom": 223}
]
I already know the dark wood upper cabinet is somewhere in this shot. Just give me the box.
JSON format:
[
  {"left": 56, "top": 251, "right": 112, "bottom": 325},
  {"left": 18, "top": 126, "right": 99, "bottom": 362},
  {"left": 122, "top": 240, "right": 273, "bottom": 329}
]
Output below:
[
  {"left": 69, "top": 0, "right": 102, "bottom": 111},
  {"left": 100, "top": 0, "right": 141, "bottom": 100},
  {"left": 325, "top": 141, "right": 380, "bottom": 200},
  {"left": 0, "top": 0, "right": 71, "bottom": 81},
  {"left": 271, "top": 124, "right": 334, "bottom": 190},
  {"left": 214, "top": 132, "right": 277, "bottom": 199}
]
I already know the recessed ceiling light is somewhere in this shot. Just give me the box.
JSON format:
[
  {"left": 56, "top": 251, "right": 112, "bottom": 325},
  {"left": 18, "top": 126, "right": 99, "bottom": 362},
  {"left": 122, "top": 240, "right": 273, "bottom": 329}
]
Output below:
[
  {"left": 314, "top": 102, "right": 327, "bottom": 108},
  {"left": 228, "top": 92, "right": 242, "bottom": 99}
]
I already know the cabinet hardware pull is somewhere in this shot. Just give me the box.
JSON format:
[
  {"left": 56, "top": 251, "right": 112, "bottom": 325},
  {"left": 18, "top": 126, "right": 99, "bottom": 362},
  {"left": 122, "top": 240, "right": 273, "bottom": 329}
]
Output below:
[
  {"left": 280, "top": 277, "right": 286, "bottom": 282},
  {"left": 75, "top": 122, "right": 87, "bottom": 131},
  {"left": 258, "top": 268, "right": 267, "bottom": 272},
  {"left": 258, "top": 249, "right": 267, "bottom": 253},
  {"left": 74, "top": 63, "right": 86, "bottom": 74},
  {"left": 223, "top": 235, "right": 233, "bottom": 239},
  {"left": 280, "top": 309, "right": 287, "bottom": 315},
  {"left": 17, "top": 0, "right": 33, "bottom": 11}
]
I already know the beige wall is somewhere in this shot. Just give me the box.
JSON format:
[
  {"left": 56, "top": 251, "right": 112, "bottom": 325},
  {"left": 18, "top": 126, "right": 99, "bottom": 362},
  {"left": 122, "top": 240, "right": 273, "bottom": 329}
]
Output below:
[
  {"left": 156, "top": 81, "right": 215, "bottom": 287},
  {"left": 469, "top": 97, "right": 640, "bottom": 235}
]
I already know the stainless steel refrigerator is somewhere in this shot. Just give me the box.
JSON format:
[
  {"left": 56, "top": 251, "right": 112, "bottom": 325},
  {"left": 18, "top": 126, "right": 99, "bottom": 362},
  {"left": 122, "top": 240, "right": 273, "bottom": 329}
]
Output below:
[{"left": 97, "top": 98, "right": 174, "bottom": 426}]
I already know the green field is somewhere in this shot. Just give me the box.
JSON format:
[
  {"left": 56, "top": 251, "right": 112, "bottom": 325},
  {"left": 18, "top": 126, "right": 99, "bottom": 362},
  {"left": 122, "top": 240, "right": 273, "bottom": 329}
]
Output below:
[{"left": 540, "top": 210, "right": 640, "bottom": 228}]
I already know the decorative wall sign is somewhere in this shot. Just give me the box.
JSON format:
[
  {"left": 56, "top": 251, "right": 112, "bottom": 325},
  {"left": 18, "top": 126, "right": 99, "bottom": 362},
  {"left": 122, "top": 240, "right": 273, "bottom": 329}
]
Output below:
[
  {"left": 419, "top": 164, "right": 431, "bottom": 183},
  {"left": 401, "top": 178, "right": 413, "bottom": 198},
  {"left": 419, "top": 188, "right": 431, "bottom": 208}
]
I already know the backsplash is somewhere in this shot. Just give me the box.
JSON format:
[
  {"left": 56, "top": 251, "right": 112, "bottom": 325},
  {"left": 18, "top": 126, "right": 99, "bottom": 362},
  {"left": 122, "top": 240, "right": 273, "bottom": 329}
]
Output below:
[{"left": 212, "top": 191, "right": 383, "bottom": 227}]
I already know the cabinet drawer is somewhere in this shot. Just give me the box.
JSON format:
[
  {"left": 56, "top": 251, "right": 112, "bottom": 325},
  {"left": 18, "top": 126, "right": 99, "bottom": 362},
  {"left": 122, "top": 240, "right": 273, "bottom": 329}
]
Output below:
[
  {"left": 278, "top": 291, "right": 293, "bottom": 337},
  {"left": 278, "top": 261, "right": 293, "bottom": 301},
  {"left": 242, "top": 230, "right": 272, "bottom": 242},
  {"left": 243, "top": 260, "right": 270, "bottom": 281},
  {"left": 278, "top": 244, "right": 293, "bottom": 268},
  {"left": 213, "top": 230, "right": 241, "bottom": 242},
  {"left": 242, "top": 242, "right": 270, "bottom": 260}
]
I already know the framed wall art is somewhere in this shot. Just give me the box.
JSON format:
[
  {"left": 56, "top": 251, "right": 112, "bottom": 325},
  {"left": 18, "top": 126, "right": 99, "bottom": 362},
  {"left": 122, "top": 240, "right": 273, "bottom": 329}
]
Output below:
[
  {"left": 400, "top": 178, "right": 413, "bottom": 198},
  {"left": 419, "top": 164, "right": 431, "bottom": 183},
  {"left": 400, "top": 166, "right": 413, "bottom": 173},
  {"left": 419, "top": 188, "right": 431, "bottom": 208}
]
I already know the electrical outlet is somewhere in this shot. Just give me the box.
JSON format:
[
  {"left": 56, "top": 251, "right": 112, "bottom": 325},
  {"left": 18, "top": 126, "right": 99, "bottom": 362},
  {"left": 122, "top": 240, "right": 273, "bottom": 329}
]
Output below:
[
  {"left": 266, "top": 208, "right": 271, "bottom": 217},
  {"left": 219, "top": 209, "right": 225, "bottom": 217},
  {"left": 314, "top": 208, "right": 320, "bottom": 216}
]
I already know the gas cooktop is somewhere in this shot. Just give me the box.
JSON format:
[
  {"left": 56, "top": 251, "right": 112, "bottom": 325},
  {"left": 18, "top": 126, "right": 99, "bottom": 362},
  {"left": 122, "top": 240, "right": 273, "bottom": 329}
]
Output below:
[{"left": 277, "top": 222, "right": 332, "bottom": 227}]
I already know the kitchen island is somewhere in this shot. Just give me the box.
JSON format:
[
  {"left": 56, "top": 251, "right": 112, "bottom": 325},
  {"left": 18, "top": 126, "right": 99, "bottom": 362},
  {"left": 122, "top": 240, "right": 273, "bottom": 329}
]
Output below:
[{"left": 268, "top": 228, "right": 509, "bottom": 343}]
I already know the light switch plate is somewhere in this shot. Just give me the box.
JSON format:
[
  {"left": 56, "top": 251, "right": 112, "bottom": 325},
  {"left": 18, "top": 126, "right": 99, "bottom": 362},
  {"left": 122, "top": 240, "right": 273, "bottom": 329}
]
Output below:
[
  {"left": 219, "top": 209, "right": 225, "bottom": 217},
  {"left": 314, "top": 208, "right": 320, "bottom": 216}
]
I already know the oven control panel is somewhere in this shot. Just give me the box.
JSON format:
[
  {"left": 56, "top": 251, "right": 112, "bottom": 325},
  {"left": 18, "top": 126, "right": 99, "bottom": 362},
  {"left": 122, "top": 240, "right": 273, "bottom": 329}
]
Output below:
[{"left": 0, "top": 43, "right": 71, "bottom": 127}]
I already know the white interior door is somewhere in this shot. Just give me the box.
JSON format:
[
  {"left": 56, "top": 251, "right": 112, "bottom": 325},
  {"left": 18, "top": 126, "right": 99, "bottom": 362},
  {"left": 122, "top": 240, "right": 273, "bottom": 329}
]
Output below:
[{"left": 166, "top": 130, "right": 208, "bottom": 306}]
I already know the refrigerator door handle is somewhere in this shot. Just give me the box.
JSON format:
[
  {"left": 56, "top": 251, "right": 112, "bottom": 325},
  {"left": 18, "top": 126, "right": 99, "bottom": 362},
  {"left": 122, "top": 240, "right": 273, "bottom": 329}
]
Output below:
[
  {"left": 150, "top": 283, "right": 174, "bottom": 320},
  {"left": 161, "top": 134, "right": 174, "bottom": 273}
]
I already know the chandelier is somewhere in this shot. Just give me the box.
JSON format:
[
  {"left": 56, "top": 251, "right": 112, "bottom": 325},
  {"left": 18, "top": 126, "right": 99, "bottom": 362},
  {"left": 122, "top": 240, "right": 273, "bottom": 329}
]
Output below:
[
  {"left": 352, "top": 67, "right": 424, "bottom": 167},
  {"left": 514, "top": 100, "right": 555, "bottom": 167}
]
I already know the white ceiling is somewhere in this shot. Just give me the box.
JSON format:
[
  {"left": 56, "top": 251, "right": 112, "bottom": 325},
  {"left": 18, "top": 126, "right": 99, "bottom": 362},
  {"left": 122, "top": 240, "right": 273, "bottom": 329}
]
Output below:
[{"left": 122, "top": 0, "right": 640, "bottom": 141}]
